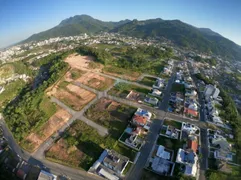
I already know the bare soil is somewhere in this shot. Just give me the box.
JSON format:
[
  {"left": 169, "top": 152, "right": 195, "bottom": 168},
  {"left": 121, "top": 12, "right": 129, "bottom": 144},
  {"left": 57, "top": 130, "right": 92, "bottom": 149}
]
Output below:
[
  {"left": 76, "top": 72, "right": 114, "bottom": 90},
  {"left": 47, "top": 82, "right": 96, "bottom": 111},
  {"left": 64, "top": 53, "right": 103, "bottom": 72},
  {"left": 46, "top": 138, "right": 84, "bottom": 167},
  {"left": 25, "top": 109, "right": 72, "bottom": 151}
]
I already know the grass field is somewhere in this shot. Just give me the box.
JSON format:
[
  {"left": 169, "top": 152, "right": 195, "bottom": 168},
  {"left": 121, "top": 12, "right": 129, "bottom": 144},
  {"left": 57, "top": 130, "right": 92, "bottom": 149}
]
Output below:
[{"left": 139, "top": 77, "right": 156, "bottom": 87}]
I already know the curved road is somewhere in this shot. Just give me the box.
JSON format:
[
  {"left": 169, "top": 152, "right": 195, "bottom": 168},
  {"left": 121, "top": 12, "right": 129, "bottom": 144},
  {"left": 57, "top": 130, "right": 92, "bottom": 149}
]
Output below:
[{"left": 0, "top": 65, "right": 209, "bottom": 180}]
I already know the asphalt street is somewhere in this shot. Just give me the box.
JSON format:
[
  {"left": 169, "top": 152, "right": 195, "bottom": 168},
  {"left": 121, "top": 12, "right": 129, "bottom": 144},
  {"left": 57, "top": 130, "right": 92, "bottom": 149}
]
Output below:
[{"left": 0, "top": 61, "right": 210, "bottom": 180}]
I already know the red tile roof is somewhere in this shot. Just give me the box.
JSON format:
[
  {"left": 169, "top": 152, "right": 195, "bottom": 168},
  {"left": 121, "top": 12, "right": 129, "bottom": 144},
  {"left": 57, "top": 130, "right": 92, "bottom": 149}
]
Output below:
[
  {"left": 188, "top": 140, "right": 198, "bottom": 152},
  {"left": 185, "top": 108, "right": 198, "bottom": 117},
  {"left": 132, "top": 115, "right": 147, "bottom": 125}
]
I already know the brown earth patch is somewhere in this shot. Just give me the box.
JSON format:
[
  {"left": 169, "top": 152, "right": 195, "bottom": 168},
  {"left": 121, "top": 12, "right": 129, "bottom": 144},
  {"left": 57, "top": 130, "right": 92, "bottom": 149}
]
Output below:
[
  {"left": 25, "top": 109, "right": 72, "bottom": 152},
  {"left": 46, "top": 138, "right": 84, "bottom": 167},
  {"left": 64, "top": 53, "right": 103, "bottom": 72},
  {"left": 75, "top": 72, "right": 114, "bottom": 91}
]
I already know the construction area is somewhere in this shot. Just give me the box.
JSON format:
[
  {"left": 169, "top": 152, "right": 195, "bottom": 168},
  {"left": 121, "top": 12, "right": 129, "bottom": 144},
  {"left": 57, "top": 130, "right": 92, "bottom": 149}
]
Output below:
[{"left": 24, "top": 109, "right": 72, "bottom": 152}]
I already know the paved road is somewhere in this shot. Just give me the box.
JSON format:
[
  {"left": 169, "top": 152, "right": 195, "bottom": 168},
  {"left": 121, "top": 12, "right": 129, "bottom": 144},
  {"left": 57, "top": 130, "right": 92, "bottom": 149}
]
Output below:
[
  {"left": 188, "top": 62, "right": 208, "bottom": 180},
  {"left": 0, "top": 117, "right": 101, "bottom": 180},
  {"left": 127, "top": 111, "right": 166, "bottom": 180},
  {"left": 1, "top": 66, "right": 210, "bottom": 180},
  {"left": 136, "top": 73, "right": 160, "bottom": 82}
]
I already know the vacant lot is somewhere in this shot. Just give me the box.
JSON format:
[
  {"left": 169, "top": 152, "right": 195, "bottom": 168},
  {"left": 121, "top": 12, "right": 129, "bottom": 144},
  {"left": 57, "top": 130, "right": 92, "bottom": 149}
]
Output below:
[
  {"left": 76, "top": 72, "right": 115, "bottom": 91},
  {"left": 48, "top": 82, "right": 96, "bottom": 111},
  {"left": 22, "top": 109, "right": 71, "bottom": 152},
  {"left": 163, "top": 119, "right": 182, "bottom": 129},
  {"left": 103, "top": 65, "right": 140, "bottom": 81},
  {"left": 64, "top": 53, "right": 103, "bottom": 72},
  {"left": 85, "top": 98, "right": 136, "bottom": 139},
  {"left": 139, "top": 76, "right": 157, "bottom": 87},
  {"left": 46, "top": 120, "right": 137, "bottom": 170},
  {"left": 108, "top": 82, "right": 150, "bottom": 99},
  {"left": 64, "top": 68, "right": 86, "bottom": 82}
]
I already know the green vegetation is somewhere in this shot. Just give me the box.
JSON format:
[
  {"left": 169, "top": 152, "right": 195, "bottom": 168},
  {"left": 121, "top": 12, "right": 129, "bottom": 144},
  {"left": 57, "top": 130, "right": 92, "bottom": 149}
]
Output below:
[
  {"left": 39, "top": 95, "right": 57, "bottom": 119},
  {"left": 195, "top": 73, "right": 214, "bottom": 85},
  {"left": 108, "top": 82, "right": 150, "bottom": 98},
  {"left": 70, "top": 69, "right": 85, "bottom": 80},
  {"left": 139, "top": 77, "right": 157, "bottom": 87},
  {"left": 163, "top": 119, "right": 182, "bottom": 129},
  {"left": 171, "top": 83, "right": 185, "bottom": 93},
  {"left": 3, "top": 52, "right": 69, "bottom": 142},
  {"left": 193, "top": 56, "right": 217, "bottom": 66},
  {"left": 0, "top": 80, "right": 26, "bottom": 108},
  {"left": 46, "top": 120, "right": 136, "bottom": 170},
  {"left": 141, "top": 169, "right": 177, "bottom": 180},
  {"left": 112, "top": 18, "right": 241, "bottom": 61},
  {"left": 123, "top": 162, "right": 133, "bottom": 175},
  {"left": 0, "top": 64, "right": 14, "bottom": 79},
  {"left": 85, "top": 98, "right": 136, "bottom": 139}
]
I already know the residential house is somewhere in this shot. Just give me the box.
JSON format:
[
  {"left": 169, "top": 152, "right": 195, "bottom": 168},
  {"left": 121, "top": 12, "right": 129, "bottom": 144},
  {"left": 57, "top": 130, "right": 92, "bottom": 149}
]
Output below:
[
  {"left": 132, "top": 115, "right": 148, "bottom": 127},
  {"left": 212, "top": 137, "right": 232, "bottom": 161},
  {"left": 88, "top": 149, "right": 130, "bottom": 180},
  {"left": 156, "top": 145, "right": 171, "bottom": 160},
  {"left": 103, "top": 150, "right": 129, "bottom": 175},
  {"left": 153, "top": 78, "right": 165, "bottom": 89},
  {"left": 150, "top": 89, "right": 162, "bottom": 97},
  {"left": 182, "top": 123, "right": 199, "bottom": 135},
  {"left": 204, "top": 84, "right": 220, "bottom": 99},
  {"left": 176, "top": 149, "right": 198, "bottom": 177},
  {"left": 134, "top": 108, "right": 152, "bottom": 120},
  {"left": 188, "top": 138, "right": 198, "bottom": 153},
  {"left": 144, "top": 96, "right": 159, "bottom": 106}
]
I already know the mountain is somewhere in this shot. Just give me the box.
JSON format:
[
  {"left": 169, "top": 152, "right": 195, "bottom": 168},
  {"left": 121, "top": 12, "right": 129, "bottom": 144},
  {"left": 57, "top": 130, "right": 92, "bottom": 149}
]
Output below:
[
  {"left": 111, "top": 19, "right": 241, "bottom": 60},
  {"left": 23, "top": 15, "right": 241, "bottom": 61},
  {"left": 24, "top": 15, "right": 130, "bottom": 42}
]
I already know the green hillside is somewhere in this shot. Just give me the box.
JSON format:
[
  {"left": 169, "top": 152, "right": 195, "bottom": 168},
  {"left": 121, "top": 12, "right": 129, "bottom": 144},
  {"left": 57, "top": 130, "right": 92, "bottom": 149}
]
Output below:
[
  {"left": 22, "top": 15, "right": 241, "bottom": 61},
  {"left": 111, "top": 19, "right": 241, "bottom": 60}
]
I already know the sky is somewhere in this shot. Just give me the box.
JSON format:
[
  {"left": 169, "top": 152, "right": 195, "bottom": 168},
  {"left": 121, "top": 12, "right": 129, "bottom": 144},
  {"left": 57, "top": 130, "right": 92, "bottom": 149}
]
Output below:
[{"left": 0, "top": 0, "right": 241, "bottom": 48}]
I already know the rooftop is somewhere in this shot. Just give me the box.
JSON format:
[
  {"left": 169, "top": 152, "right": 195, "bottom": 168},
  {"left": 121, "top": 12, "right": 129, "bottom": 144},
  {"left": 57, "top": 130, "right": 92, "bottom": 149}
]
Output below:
[{"left": 132, "top": 114, "right": 148, "bottom": 125}]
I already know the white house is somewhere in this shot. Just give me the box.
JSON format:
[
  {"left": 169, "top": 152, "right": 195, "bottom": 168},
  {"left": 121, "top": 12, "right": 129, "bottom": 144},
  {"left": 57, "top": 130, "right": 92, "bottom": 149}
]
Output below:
[
  {"left": 204, "top": 84, "right": 220, "bottom": 99},
  {"left": 182, "top": 123, "right": 199, "bottom": 135}
]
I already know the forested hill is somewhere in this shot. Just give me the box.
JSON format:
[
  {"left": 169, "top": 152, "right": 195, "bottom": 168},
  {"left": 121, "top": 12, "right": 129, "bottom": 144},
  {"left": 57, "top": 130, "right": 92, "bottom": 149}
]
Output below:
[
  {"left": 111, "top": 19, "right": 241, "bottom": 61},
  {"left": 23, "top": 15, "right": 241, "bottom": 61},
  {"left": 23, "top": 15, "right": 130, "bottom": 42}
]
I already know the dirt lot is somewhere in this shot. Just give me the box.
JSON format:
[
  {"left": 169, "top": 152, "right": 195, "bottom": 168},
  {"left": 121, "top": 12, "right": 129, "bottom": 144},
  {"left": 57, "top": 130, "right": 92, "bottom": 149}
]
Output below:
[
  {"left": 64, "top": 53, "right": 103, "bottom": 72},
  {"left": 25, "top": 109, "right": 72, "bottom": 152},
  {"left": 85, "top": 98, "right": 136, "bottom": 138},
  {"left": 76, "top": 72, "right": 114, "bottom": 91},
  {"left": 47, "top": 82, "right": 96, "bottom": 111},
  {"left": 46, "top": 138, "right": 84, "bottom": 168}
]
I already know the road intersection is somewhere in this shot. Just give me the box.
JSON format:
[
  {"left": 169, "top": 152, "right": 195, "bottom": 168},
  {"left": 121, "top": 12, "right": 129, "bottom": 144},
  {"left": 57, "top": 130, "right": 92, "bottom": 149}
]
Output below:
[{"left": 0, "top": 64, "right": 209, "bottom": 180}]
